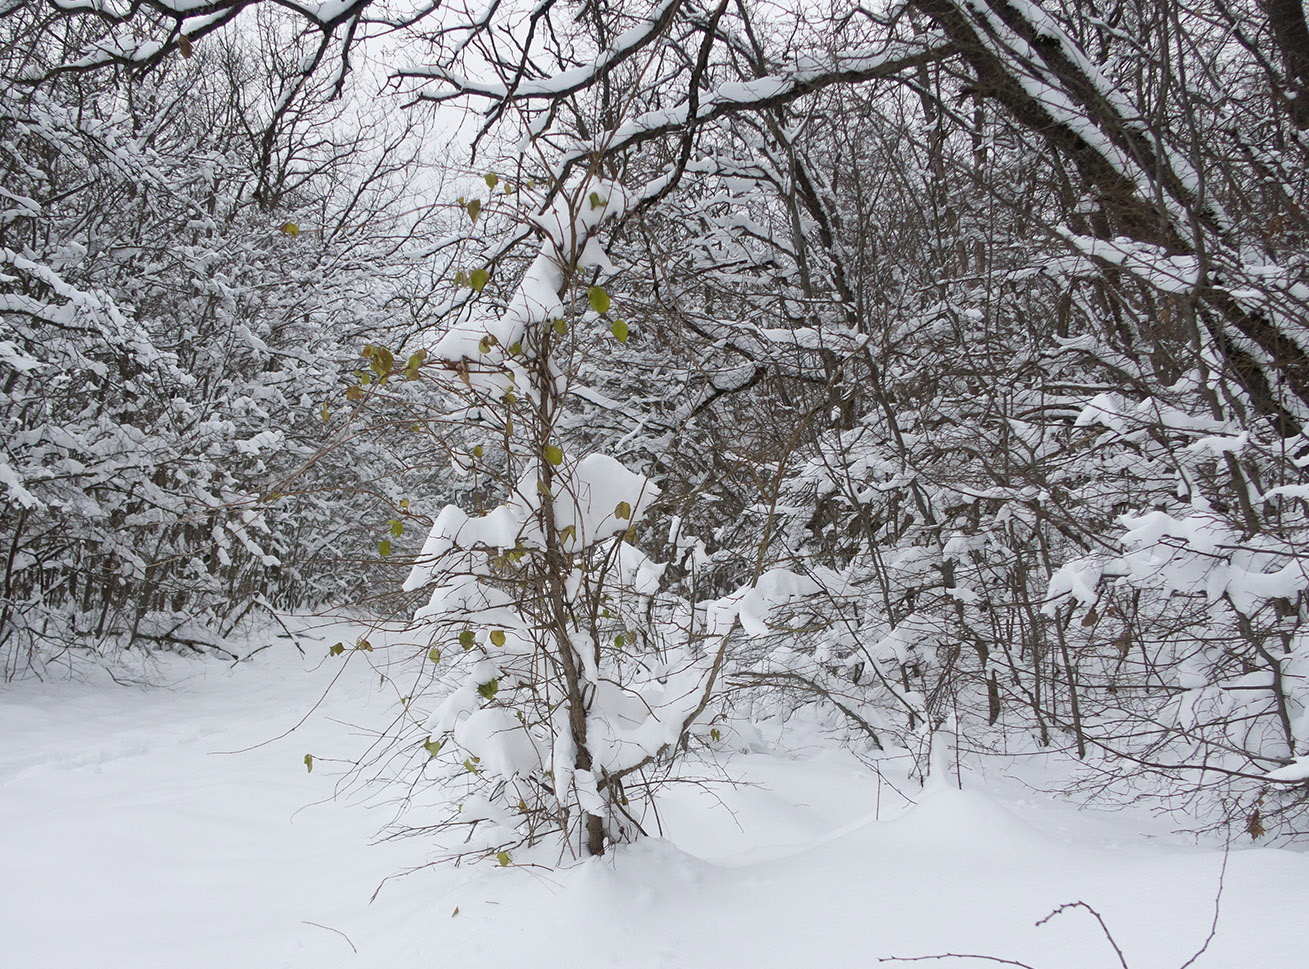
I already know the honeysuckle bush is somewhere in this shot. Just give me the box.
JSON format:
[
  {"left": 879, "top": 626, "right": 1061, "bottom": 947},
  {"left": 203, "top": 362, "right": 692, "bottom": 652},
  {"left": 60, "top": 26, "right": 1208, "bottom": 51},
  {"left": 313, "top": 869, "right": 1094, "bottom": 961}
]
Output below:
[{"left": 336, "top": 174, "right": 827, "bottom": 860}]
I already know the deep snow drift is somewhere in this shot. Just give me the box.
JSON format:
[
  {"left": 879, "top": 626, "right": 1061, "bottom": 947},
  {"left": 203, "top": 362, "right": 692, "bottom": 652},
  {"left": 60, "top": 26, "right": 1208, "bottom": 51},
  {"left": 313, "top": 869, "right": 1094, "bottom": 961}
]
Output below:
[{"left": 2, "top": 619, "right": 1305, "bottom": 969}]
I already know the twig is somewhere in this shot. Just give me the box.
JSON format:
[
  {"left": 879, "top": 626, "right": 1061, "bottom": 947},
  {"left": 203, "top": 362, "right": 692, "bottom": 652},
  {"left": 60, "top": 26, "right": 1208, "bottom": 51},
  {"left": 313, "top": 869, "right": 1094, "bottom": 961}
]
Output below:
[
  {"left": 1176, "top": 847, "right": 1227, "bottom": 969},
  {"left": 880, "top": 955, "right": 1039, "bottom": 967},
  {"left": 1036, "top": 901, "right": 1129, "bottom": 969},
  {"left": 300, "top": 920, "right": 357, "bottom": 954}
]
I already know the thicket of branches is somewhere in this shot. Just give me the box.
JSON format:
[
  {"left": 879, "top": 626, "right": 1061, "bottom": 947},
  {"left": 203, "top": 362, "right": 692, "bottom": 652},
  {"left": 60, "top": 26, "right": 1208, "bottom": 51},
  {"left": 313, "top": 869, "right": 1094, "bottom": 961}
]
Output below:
[
  {"left": 0, "top": 3, "right": 444, "bottom": 673},
  {"left": 5, "top": 0, "right": 1309, "bottom": 853}
]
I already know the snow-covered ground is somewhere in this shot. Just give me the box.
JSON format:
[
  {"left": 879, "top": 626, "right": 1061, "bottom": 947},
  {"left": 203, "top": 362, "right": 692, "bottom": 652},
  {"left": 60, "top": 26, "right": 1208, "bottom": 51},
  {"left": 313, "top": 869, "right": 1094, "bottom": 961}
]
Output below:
[{"left": 2, "top": 619, "right": 1305, "bottom": 969}]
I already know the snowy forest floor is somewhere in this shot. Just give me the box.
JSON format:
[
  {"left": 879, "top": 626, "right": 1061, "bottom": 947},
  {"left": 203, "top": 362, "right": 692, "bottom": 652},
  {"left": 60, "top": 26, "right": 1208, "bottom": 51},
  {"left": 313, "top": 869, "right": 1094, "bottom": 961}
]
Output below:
[{"left": 2, "top": 617, "right": 1306, "bottom": 969}]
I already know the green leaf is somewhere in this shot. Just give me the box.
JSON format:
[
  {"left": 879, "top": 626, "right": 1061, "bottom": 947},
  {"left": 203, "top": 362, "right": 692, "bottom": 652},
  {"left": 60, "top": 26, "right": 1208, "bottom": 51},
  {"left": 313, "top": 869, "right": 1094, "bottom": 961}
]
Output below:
[
  {"left": 614, "top": 634, "right": 625, "bottom": 649},
  {"left": 588, "top": 286, "right": 610, "bottom": 314},
  {"left": 478, "top": 334, "right": 497, "bottom": 353},
  {"left": 466, "top": 198, "right": 481, "bottom": 222},
  {"left": 455, "top": 270, "right": 467, "bottom": 286},
  {"left": 490, "top": 629, "right": 506, "bottom": 647},
  {"left": 462, "top": 756, "right": 481, "bottom": 774},
  {"left": 424, "top": 737, "right": 443, "bottom": 758},
  {"left": 614, "top": 500, "right": 631, "bottom": 521},
  {"left": 469, "top": 268, "right": 489, "bottom": 292},
  {"left": 304, "top": 754, "right": 314, "bottom": 773},
  {"left": 477, "top": 678, "right": 499, "bottom": 700},
  {"left": 428, "top": 646, "right": 441, "bottom": 664},
  {"left": 279, "top": 221, "right": 299, "bottom": 238},
  {"left": 484, "top": 172, "right": 499, "bottom": 190},
  {"left": 544, "top": 445, "right": 564, "bottom": 466},
  {"left": 497, "top": 850, "right": 512, "bottom": 867},
  {"left": 473, "top": 444, "right": 484, "bottom": 458},
  {"left": 559, "top": 524, "right": 576, "bottom": 543},
  {"left": 552, "top": 317, "right": 568, "bottom": 335},
  {"left": 710, "top": 728, "right": 721, "bottom": 742},
  {"left": 390, "top": 519, "right": 404, "bottom": 538},
  {"left": 329, "top": 642, "right": 345, "bottom": 657},
  {"left": 369, "top": 345, "right": 394, "bottom": 377},
  {"left": 508, "top": 341, "right": 522, "bottom": 356},
  {"left": 610, "top": 319, "right": 629, "bottom": 342},
  {"left": 459, "top": 629, "right": 475, "bottom": 650},
  {"left": 356, "top": 639, "right": 373, "bottom": 651},
  {"left": 379, "top": 539, "right": 392, "bottom": 557}
]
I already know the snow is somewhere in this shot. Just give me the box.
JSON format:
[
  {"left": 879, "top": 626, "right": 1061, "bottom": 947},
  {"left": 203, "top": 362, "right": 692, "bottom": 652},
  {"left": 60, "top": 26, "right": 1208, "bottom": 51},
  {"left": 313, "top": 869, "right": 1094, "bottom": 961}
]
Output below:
[
  {"left": 2, "top": 618, "right": 1308, "bottom": 969},
  {"left": 1266, "top": 757, "right": 1309, "bottom": 783}
]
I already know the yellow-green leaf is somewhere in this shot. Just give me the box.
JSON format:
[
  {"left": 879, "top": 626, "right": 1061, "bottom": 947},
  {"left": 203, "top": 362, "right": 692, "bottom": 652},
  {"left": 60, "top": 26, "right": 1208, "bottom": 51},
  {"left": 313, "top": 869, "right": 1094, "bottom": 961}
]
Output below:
[
  {"left": 467, "top": 198, "right": 481, "bottom": 222},
  {"left": 497, "top": 850, "right": 512, "bottom": 866},
  {"left": 428, "top": 647, "right": 441, "bottom": 664},
  {"left": 424, "top": 737, "right": 443, "bottom": 757},
  {"left": 369, "top": 345, "right": 394, "bottom": 376},
  {"left": 459, "top": 629, "right": 475, "bottom": 650},
  {"left": 379, "top": 539, "right": 391, "bottom": 557},
  {"left": 279, "top": 222, "right": 300, "bottom": 238},
  {"left": 588, "top": 286, "right": 610, "bottom": 314},
  {"left": 477, "top": 679, "right": 498, "bottom": 700},
  {"left": 553, "top": 317, "right": 568, "bottom": 335},
  {"left": 390, "top": 519, "right": 404, "bottom": 538},
  {"left": 490, "top": 629, "right": 506, "bottom": 647},
  {"left": 544, "top": 445, "right": 563, "bottom": 466},
  {"left": 304, "top": 754, "right": 314, "bottom": 773},
  {"left": 329, "top": 642, "right": 345, "bottom": 656},
  {"left": 611, "top": 319, "right": 629, "bottom": 342},
  {"left": 470, "top": 268, "right": 489, "bottom": 292},
  {"left": 484, "top": 173, "right": 499, "bottom": 190},
  {"left": 614, "top": 500, "right": 632, "bottom": 521}
]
